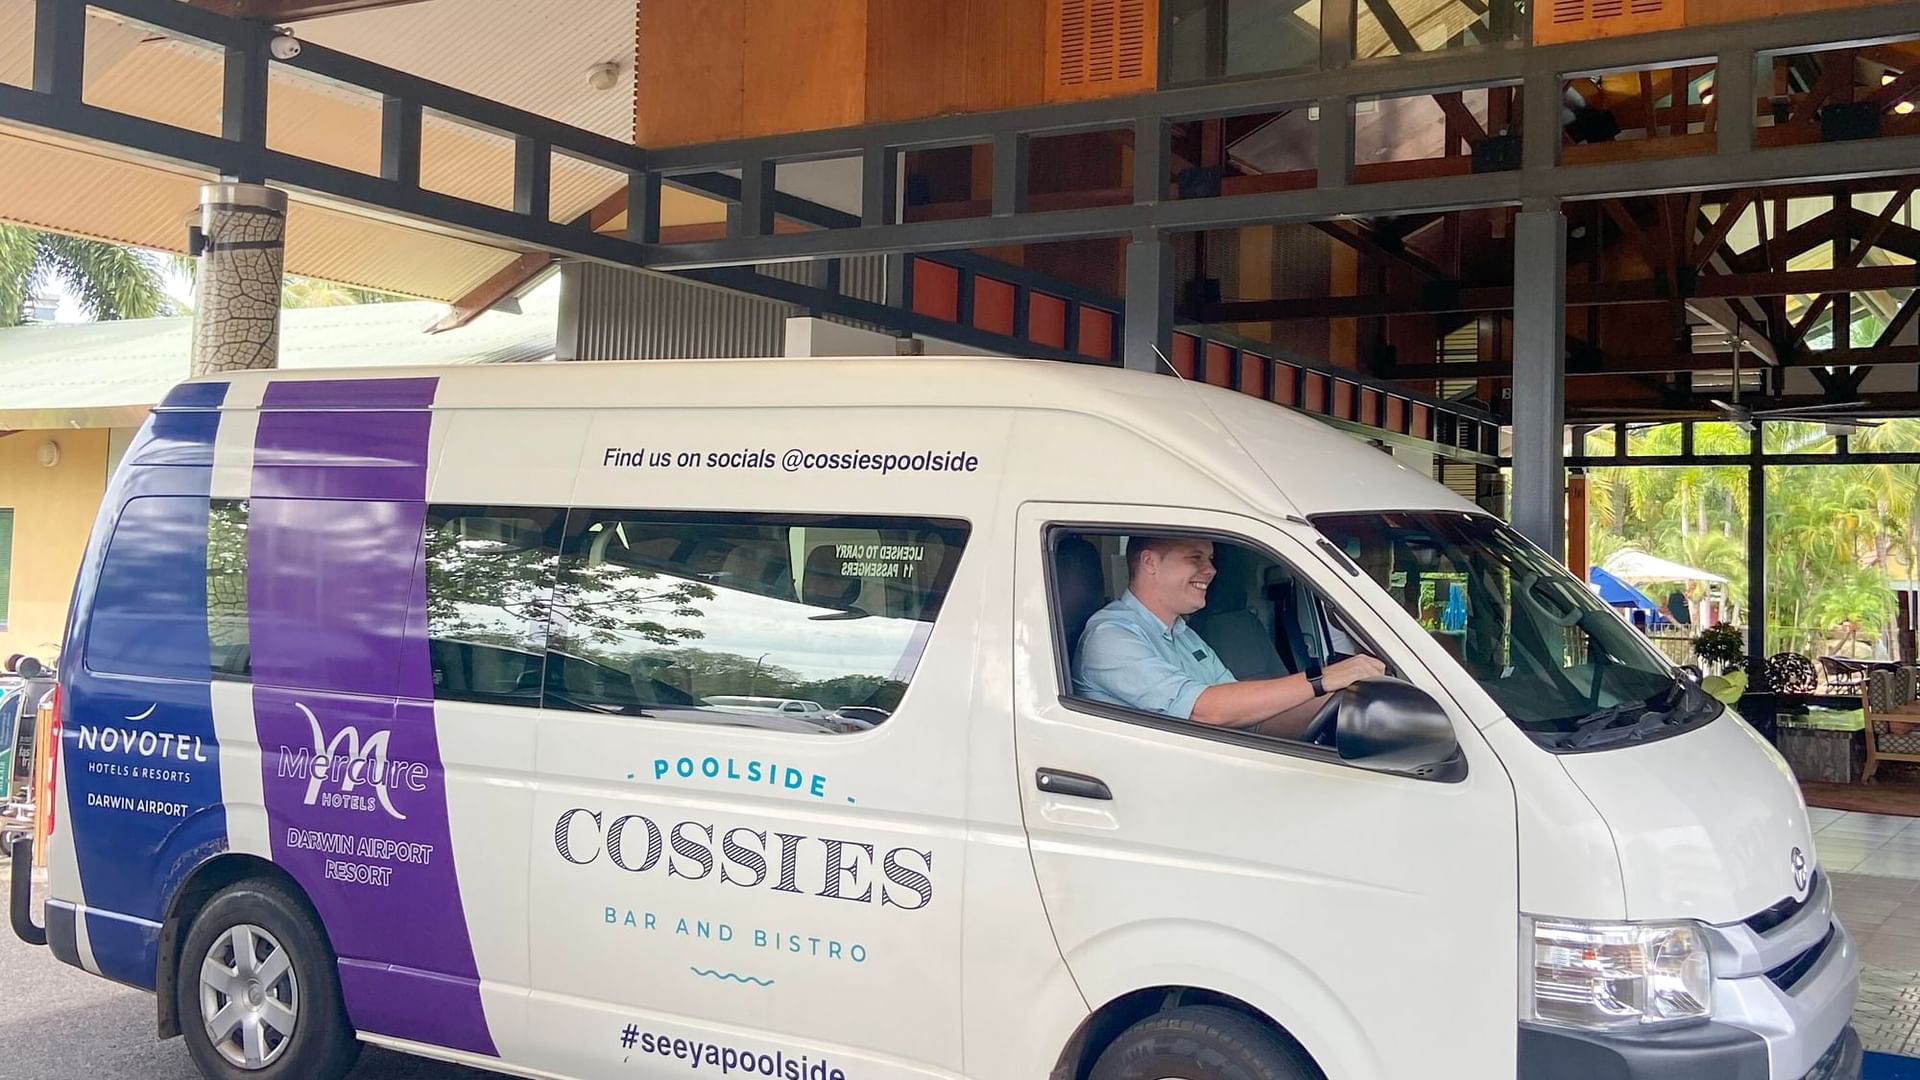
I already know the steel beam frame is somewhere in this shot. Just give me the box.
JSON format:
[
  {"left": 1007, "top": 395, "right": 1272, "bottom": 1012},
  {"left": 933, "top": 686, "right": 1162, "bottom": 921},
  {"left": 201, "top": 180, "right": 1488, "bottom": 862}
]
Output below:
[
  {"left": 11, "top": 0, "right": 1919, "bottom": 280},
  {"left": 631, "top": 3, "right": 1920, "bottom": 269}
]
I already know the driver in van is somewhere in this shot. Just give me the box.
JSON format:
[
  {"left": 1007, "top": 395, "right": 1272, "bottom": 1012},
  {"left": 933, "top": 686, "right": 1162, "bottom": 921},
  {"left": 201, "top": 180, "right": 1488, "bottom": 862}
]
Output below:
[{"left": 1074, "top": 536, "right": 1385, "bottom": 739}]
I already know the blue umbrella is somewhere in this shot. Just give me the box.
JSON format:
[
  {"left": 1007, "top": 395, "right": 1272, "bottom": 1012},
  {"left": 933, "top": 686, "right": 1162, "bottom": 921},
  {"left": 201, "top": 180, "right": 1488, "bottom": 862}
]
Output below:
[{"left": 1588, "top": 566, "right": 1669, "bottom": 628}]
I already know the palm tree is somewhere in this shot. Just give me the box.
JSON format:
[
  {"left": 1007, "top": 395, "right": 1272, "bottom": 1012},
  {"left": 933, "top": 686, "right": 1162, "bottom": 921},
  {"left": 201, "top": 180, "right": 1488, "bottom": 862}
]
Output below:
[{"left": 0, "top": 224, "right": 171, "bottom": 327}]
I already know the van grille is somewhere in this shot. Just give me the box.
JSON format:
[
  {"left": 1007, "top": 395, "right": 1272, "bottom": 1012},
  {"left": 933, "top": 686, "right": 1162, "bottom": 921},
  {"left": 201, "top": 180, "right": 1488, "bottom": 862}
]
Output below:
[
  {"left": 1746, "top": 872, "right": 1817, "bottom": 936},
  {"left": 1766, "top": 925, "right": 1834, "bottom": 992}
]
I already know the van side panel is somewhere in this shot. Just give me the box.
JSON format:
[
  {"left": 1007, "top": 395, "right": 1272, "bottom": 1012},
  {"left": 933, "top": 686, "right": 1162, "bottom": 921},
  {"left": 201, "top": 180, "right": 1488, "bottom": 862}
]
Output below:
[
  {"left": 243, "top": 378, "right": 498, "bottom": 1057},
  {"left": 54, "top": 386, "right": 231, "bottom": 990}
]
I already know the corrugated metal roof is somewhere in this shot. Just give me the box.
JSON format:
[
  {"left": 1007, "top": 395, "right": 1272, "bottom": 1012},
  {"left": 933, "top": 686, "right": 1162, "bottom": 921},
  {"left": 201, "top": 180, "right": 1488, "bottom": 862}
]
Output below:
[
  {"left": 296, "top": 0, "right": 637, "bottom": 142},
  {"left": 0, "top": 126, "right": 525, "bottom": 301},
  {"left": 0, "top": 278, "right": 558, "bottom": 428}
]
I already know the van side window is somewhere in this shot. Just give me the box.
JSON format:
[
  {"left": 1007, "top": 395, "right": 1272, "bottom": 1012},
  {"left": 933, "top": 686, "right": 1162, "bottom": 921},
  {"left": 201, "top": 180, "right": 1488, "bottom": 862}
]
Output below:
[
  {"left": 423, "top": 506, "right": 564, "bottom": 707},
  {"left": 544, "top": 510, "right": 968, "bottom": 734},
  {"left": 1050, "top": 528, "right": 1374, "bottom": 747},
  {"left": 207, "top": 499, "right": 251, "bottom": 679},
  {"left": 87, "top": 497, "right": 228, "bottom": 679}
]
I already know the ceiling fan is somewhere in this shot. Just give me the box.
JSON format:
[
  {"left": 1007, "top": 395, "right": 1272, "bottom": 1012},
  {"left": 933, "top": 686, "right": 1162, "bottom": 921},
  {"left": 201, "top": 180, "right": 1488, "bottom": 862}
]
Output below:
[{"left": 1709, "top": 333, "right": 1881, "bottom": 433}]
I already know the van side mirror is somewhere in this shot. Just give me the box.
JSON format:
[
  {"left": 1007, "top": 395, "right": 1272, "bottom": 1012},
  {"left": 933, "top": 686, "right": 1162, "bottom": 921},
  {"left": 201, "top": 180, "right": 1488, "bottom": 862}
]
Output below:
[{"left": 1335, "top": 678, "right": 1465, "bottom": 781}]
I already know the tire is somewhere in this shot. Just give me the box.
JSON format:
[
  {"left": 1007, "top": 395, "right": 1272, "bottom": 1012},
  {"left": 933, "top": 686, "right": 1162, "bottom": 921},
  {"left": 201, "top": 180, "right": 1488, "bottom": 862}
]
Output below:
[
  {"left": 1090, "top": 1005, "right": 1321, "bottom": 1080},
  {"left": 175, "top": 877, "right": 361, "bottom": 1080}
]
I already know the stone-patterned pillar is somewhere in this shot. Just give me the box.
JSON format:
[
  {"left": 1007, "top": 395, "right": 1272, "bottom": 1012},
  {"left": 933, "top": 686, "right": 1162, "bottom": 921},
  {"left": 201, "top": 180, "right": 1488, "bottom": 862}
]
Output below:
[{"left": 189, "top": 183, "right": 288, "bottom": 377}]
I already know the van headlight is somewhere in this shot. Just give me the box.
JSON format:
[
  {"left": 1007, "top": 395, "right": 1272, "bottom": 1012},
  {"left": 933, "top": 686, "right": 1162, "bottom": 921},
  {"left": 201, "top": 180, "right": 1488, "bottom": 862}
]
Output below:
[{"left": 1524, "top": 918, "right": 1712, "bottom": 1029}]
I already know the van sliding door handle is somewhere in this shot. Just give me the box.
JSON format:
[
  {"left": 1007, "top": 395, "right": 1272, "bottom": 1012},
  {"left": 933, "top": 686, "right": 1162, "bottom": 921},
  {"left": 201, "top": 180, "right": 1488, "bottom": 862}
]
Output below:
[{"left": 1035, "top": 769, "right": 1112, "bottom": 801}]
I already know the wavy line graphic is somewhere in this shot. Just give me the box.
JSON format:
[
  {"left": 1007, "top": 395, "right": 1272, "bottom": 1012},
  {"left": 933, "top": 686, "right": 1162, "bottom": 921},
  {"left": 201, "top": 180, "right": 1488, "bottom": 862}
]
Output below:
[{"left": 689, "top": 967, "right": 774, "bottom": 987}]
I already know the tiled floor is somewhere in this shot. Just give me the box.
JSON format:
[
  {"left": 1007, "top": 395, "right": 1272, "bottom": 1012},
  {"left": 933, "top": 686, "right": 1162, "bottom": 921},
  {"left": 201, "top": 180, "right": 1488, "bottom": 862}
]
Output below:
[{"left": 1822, "top": 809, "right": 1920, "bottom": 1057}]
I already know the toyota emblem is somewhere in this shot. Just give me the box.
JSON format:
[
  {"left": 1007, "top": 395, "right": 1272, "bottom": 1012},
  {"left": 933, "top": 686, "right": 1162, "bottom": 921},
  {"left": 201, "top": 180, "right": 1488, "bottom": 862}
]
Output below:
[{"left": 1791, "top": 847, "right": 1810, "bottom": 893}]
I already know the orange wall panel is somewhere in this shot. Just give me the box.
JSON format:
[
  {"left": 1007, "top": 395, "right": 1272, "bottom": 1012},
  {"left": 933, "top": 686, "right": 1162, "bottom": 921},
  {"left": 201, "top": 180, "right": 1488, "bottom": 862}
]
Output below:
[
  {"left": 965, "top": 0, "right": 1048, "bottom": 113},
  {"left": 636, "top": 0, "right": 744, "bottom": 147},
  {"left": 743, "top": 0, "right": 868, "bottom": 138}
]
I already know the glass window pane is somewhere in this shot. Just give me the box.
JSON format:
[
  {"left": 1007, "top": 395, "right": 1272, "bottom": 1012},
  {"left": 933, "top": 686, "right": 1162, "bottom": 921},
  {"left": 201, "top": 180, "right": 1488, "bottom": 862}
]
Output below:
[
  {"left": 207, "top": 500, "right": 250, "bottom": 679},
  {"left": 424, "top": 506, "right": 564, "bottom": 708},
  {"left": 1165, "top": 0, "right": 1320, "bottom": 85},
  {"left": 1355, "top": 0, "right": 1520, "bottom": 60},
  {"left": 546, "top": 511, "right": 969, "bottom": 734}
]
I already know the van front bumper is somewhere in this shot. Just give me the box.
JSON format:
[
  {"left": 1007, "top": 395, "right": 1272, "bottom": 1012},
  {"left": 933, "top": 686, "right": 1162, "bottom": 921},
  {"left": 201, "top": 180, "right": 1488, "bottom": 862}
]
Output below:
[{"left": 1518, "top": 1022, "right": 1859, "bottom": 1080}]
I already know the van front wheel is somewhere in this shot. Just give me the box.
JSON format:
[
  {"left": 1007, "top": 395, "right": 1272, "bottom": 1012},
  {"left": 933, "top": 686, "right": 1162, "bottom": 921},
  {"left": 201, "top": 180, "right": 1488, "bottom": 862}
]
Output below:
[
  {"left": 176, "top": 879, "right": 360, "bottom": 1080},
  {"left": 1090, "top": 1006, "right": 1319, "bottom": 1080}
]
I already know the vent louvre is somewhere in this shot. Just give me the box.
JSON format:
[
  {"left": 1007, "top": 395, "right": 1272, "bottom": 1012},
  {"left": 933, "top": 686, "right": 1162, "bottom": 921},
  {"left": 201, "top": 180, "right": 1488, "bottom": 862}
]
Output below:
[{"left": 1048, "top": 0, "right": 1156, "bottom": 100}]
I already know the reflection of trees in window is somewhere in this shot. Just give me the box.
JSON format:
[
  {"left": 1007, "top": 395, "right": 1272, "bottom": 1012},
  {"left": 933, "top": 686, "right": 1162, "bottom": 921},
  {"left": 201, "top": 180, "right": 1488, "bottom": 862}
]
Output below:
[
  {"left": 207, "top": 499, "right": 250, "bottom": 677},
  {"left": 628, "top": 647, "right": 909, "bottom": 711},
  {"left": 424, "top": 508, "right": 569, "bottom": 654}
]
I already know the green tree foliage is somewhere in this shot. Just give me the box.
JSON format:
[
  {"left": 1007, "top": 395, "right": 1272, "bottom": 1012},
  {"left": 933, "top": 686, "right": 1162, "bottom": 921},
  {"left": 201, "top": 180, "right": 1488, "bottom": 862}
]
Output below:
[
  {"left": 1587, "top": 418, "right": 1920, "bottom": 660},
  {"left": 0, "top": 224, "right": 171, "bottom": 326}
]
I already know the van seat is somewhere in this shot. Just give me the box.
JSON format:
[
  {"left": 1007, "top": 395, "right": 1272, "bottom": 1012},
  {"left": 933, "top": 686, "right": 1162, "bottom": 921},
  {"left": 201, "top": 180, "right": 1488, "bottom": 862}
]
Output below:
[
  {"left": 1190, "top": 547, "right": 1291, "bottom": 680},
  {"left": 1055, "top": 536, "right": 1107, "bottom": 661}
]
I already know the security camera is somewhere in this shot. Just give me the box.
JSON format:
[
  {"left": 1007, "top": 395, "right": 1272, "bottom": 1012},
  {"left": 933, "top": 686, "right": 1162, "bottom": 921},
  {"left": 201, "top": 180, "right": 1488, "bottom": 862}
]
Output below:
[{"left": 269, "top": 32, "right": 302, "bottom": 61}]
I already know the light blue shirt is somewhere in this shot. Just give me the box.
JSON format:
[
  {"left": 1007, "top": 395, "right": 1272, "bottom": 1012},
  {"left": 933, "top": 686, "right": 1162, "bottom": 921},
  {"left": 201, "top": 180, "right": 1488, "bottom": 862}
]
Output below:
[{"left": 1074, "top": 590, "right": 1236, "bottom": 719}]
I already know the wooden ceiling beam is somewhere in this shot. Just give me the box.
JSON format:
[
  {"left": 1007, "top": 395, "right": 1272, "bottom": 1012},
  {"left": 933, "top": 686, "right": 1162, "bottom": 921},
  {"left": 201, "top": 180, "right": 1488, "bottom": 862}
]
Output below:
[{"left": 427, "top": 252, "right": 555, "bottom": 334}]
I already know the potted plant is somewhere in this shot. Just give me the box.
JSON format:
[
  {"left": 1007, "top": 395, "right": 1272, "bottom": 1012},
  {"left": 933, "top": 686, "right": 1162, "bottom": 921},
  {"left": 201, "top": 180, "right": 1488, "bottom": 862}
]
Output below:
[{"left": 1692, "top": 625, "right": 1746, "bottom": 676}]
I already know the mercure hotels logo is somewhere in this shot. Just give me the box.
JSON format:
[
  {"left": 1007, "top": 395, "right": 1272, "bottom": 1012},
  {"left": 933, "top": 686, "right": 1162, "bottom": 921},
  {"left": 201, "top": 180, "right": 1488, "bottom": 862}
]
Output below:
[{"left": 275, "top": 703, "right": 427, "bottom": 820}]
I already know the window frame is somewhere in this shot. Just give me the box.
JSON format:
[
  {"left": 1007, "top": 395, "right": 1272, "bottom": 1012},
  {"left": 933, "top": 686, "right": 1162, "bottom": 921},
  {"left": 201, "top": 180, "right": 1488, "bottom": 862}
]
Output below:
[{"left": 1041, "top": 520, "right": 1412, "bottom": 767}]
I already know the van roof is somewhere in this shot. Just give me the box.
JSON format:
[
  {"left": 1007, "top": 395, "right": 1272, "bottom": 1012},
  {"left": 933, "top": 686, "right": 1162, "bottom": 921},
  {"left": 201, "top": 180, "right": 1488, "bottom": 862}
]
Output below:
[{"left": 170, "top": 356, "right": 1476, "bottom": 517}]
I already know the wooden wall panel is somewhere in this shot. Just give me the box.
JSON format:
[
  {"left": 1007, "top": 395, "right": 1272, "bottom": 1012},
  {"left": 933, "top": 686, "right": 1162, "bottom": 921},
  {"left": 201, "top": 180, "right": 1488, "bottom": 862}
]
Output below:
[
  {"left": 636, "top": 0, "right": 744, "bottom": 147},
  {"left": 867, "top": 1, "right": 967, "bottom": 123},
  {"left": 965, "top": 0, "right": 1049, "bottom": 113},
  {"left": 742, "top": 0, "right": 868, "bottom": 138}
]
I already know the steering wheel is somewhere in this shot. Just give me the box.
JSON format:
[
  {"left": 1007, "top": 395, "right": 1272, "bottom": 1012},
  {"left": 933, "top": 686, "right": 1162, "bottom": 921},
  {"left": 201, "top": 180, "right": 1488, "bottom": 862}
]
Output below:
[{"left": 1300, "top": 691, "right": 1342, "bottom": 746}]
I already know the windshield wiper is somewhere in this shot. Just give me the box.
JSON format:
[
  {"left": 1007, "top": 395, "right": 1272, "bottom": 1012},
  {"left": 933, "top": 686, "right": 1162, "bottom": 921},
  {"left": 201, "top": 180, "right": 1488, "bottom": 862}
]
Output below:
[{"left": 1549, "top": 678, "right": 1721, "bottom": 750}]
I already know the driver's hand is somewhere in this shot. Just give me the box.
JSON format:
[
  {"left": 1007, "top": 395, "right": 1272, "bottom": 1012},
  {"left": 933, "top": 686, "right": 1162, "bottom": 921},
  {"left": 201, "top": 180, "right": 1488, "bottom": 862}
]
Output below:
[{"left": 1327, "top": 654, "right": 1387, "bottom": 690}]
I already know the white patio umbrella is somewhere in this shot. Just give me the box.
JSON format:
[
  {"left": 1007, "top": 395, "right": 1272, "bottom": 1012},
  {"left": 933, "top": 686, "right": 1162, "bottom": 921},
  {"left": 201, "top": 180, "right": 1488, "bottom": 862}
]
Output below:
[{"left": 1601, "top": 550, "right": 1729, "bottom": 585}]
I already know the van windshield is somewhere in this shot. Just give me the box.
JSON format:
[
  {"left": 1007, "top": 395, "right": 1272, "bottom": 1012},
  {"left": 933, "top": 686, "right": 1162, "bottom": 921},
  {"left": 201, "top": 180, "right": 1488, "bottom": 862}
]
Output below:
[{"left": 1313, "top": 511, "right": 1719, "bottom": 750}]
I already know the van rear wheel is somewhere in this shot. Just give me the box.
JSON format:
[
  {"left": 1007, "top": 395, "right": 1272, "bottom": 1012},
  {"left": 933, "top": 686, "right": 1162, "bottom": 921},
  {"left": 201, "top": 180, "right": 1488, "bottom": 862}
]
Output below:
[
  {"left": 1090, "top": 1005, "right": 1319, "bottom": 1080},
  {"left": 176, "top": 878, "right": 360, "bottom": 1080}
]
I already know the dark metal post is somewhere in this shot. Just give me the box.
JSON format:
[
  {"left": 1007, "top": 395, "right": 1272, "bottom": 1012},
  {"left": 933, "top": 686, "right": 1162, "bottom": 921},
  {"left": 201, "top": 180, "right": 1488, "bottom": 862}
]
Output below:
[
  {"left": 221, "top": 25, "right": 270, "bottom": 183},
  {"left": 1316, "top": 96, "right": 1352, "bottom": 191},
  {"left": 1511, "top": 201, "right": 1568, "bottom": 557},
  {"left": 380, "top": 96, "right": 423, "bottom": 187},
  {"left": 1747, "top": 423, "right": 1768, "bottom": 683},
  {"left": 1134, "top": 117, "right": 1169, "bottom": 205},
  {"left": 737, "top": 159, "right": 776, "bottom": 239},
  {"left": 31, "top": 0, "right": 85, "bottom": 101},
  {"left": 1124, "top": 230, "right": 1175, "bottom": 373},
  {"left": 627, "top": 171, "right": 661, "bottom": 245},
  {"left": 992, "top": 132, "right": 1029, "bottom": 218},
  {"left": 1715, "top": 48, "right": 1757, "bottom": 156},
  {"left": 862, "top": 145, "right": 896, "bottom": 228},
  {"left": 513, "top": 137, "right": 550, "bottom": 221}
]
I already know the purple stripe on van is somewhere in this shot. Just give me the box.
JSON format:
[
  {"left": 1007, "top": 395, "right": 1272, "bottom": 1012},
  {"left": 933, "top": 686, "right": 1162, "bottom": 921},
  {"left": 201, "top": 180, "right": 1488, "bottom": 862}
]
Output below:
[
  {"left": 247, "top": 379, "right": 497, "bottom": 1057},
  {"left": 262, "top": 377, "right": 438, "bottom": 410}
]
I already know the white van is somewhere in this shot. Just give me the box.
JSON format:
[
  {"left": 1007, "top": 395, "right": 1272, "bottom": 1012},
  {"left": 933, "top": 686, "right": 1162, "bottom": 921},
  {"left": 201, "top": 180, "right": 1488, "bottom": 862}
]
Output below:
[{"left": 13, "top": 357, "right": 1858, "bottom": 1080}]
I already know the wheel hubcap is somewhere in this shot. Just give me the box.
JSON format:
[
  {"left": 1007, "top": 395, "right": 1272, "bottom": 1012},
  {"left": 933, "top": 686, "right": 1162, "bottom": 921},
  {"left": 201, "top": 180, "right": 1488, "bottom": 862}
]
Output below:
[{"left": 198, "top": 923, "right": 298, "bottom": 1070}]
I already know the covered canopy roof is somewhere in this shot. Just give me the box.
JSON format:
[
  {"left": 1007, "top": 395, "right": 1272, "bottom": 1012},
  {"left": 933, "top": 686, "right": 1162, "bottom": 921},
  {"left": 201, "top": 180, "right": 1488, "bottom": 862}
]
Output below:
[{"left": 1603, "top": 549, "right": 1730, "bottom": 585}]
